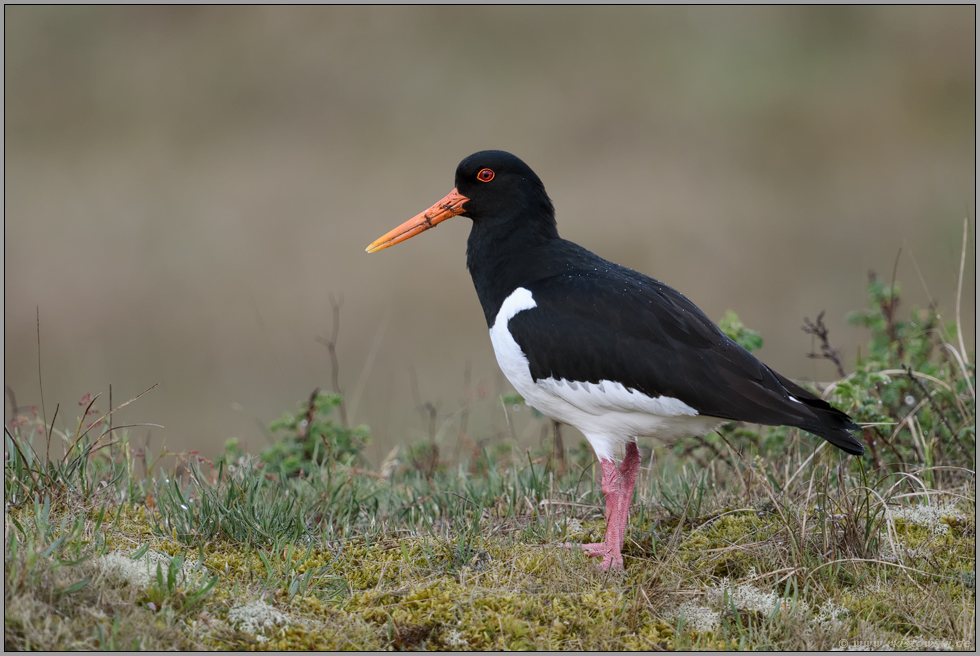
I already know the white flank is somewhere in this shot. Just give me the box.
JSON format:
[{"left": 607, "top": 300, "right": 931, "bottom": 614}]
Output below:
[{"left": 489, "top": 287, "right": 725, "bottom": 461}]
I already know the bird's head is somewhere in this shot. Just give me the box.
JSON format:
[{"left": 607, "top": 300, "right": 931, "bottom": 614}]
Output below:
[{"left": 366, "top": 150, "right": 554, "bottom": 253}]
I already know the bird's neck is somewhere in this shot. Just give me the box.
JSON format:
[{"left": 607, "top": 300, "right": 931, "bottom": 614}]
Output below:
[{"left": 465, "top": 210, "right": 560, "bottom": 328}]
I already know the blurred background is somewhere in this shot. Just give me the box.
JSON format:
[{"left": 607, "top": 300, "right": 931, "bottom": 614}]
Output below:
[{"left": 4, "top": 6, "right": 975, "bottom": 465}]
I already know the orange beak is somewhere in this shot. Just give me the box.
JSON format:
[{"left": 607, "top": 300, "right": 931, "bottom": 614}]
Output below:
[{"left": 366, "top": 188, "right": 470, "bottom": 253}]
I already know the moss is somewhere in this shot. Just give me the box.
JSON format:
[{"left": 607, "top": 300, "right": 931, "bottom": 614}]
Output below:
[
  {"left": 8, "top": 488, "right": 975, "bottom": 651},
  {"left": 675, "top": 511, "right": 773, "bottom": 579},
  {"left": 6, "top": 449, "right": 975, "bottom": 651},
  {"left": 319, "top": 535, "right": 675, "bottom": 650}
]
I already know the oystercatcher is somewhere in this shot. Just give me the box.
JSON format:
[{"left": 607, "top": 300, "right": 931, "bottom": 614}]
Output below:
[{"left": 367, "top": 150, "right": 863, "bottom": 570}]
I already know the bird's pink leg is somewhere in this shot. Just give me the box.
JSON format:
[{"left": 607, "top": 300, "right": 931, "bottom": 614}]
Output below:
[
  {"left": 575, "top": 459, "right": 623, "bottom": 568},
  {"left": 612, "top": 441, "right": 641, "bottom": 554},
  {"left": 565, "top": 442, "right": 640, "bottom": 570}
]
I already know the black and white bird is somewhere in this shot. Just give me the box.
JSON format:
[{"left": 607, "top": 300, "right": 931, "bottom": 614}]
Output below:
[{"left": 367, "top": 150, "right": 863, "bottom": 570}]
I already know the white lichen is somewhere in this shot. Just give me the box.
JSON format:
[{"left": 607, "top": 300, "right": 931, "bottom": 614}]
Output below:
[
  {"left": 379, "top": 446, "right": 401, "bottom": 481},
  {"left": 705, "top": 578, "right": 809, "bottom": 616},
  {"left": 814, "top": 600, "right": 849, "bottom": 626},
  {"left": 227, "top": 599, "right": 290, "bottom": 640},
  {"left": 676, "top": 601, "right": 721, "bottom": 633},
  {"left": 677, "top": 576, "right": 836, "bottom": 635},
  {"left": 98, "top": 548, "right": 203, "bottom": 590},
  {"left": 887, "top": 503, "right": 965, "bottom": 536},
  {"left": 444, "top": 627, "right": 467, "bottom": 647},
  {"left": 562, "top": 518, "right": 585, "bottom": 537}
]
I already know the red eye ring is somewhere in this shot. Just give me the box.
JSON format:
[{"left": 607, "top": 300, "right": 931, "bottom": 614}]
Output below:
[{"left": 477, "top": 168, "right": 495, "bottom": 182}]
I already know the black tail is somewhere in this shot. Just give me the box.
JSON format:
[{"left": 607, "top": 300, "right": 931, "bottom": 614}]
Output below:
[
  {"left": 800, "top": 407, "right": 864, "bottom": 456},
  {"left": 773, "top": 371, "right": 864, "bottom": 456}
]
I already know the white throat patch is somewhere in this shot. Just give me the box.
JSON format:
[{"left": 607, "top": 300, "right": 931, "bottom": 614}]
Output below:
[{"left": 493, "top": 287, "right": 537, "bottom": 330}]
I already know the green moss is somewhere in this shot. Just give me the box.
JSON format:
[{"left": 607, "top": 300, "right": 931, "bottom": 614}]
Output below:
[
  {"left": 304, "top": 533, "right": 676, "bottom": 650},
  {"left": 675, "top": 511, "right": 773, "bottom": 579},
  {"left": 8, "top": 476, "right": 977, "bottom": 651}
]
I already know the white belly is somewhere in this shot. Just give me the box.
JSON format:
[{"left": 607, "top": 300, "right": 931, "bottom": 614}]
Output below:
[{"left": 489, "top": 287, "right": 725, "bottom": 461}]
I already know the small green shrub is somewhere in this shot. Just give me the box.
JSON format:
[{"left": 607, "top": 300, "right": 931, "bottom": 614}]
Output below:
[
  {"left": 263, "top": 390, "right": 370, "bottom": 477},
  {"left": 719, "top": 310, "right": 764, "bottom": 353},
  {"left": 835, "top": 272, "right": 975, "bottom": 471}
]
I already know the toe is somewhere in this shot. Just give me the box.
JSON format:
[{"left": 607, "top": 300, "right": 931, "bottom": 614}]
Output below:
[{"left": 563, "top": 542, "right": 607, "bottom": 557}]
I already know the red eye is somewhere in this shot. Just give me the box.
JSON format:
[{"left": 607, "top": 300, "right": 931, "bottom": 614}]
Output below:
[{"left": 477, "top": 168, "right": 495, "bottom": 182}]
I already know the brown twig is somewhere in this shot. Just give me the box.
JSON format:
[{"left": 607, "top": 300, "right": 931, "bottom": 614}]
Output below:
[
  {"left": 62, "top": 384, "right": 159, "bottom": 463},
  {"left": 677, "top": 442, "right": 712, "bottom": 470},
  {"left": 954, "top": 217, "right": 971, "bottom": 365},
  {"left": 869, "top": 269, "right": 903, "bottom": 360},
  {"left": 408, "top": 442, "right": 439, "bottom": 478},
  {"left": 108, "top": 383, "right": 114, "bottom": 460},
  {"left": 4, "top": 426, "right": 40, "bottom": 489},
  {"left": 552, "top": 420, "right": 566, "bottom": 475},
  {"left": 454, "top": 361, "right": 472, "bottom": 464},
  {"left": 887, "top": 251, "right": 903, "bottom": 359},
  {"left": 37, "top": 307, "right": 50, "bottom": 462},
  {"left": 301, "top": 387, "right": 320, "bottom": 441},
  {"left": 873, "top": 425, "right": 908, "bottom": 469},
  {"left": 500, "top": 396, "right": 516, "bottom": 443},
  {"left": 5, "top": 385, "right": 19, "bottom": 436},
  {"left": 904, "top": 366, "right": 961, "bottom": 458},
  {"left": 315, "top": 294, "right": 349, "bottom": 428},
  {"left": 801, "top": 310, "right": 846, "bottom": 379},
  {"left": 47, "top": 403, "right": 60, "bottom": 456},
  {"left": 408, "top": 365, "right": 438, "bottom": 441},
  {"left": 677, "top": 433, "right": 736, "bottom": 473},
  {"left": 340, "top": 464, "right": 386, "bottom": 479}
]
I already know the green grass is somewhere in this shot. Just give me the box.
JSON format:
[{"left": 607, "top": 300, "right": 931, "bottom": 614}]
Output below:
[{"left": 5, "top": 265, "right": 975, "bottom": 650}]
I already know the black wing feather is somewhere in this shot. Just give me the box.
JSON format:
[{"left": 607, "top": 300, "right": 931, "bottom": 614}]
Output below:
[{"left": 506, "top": 265, "right": 863, "bottom": 455}]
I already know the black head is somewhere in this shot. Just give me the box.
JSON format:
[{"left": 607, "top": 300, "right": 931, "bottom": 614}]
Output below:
[
  {"left": 365, "top": 151, "right": 565, "bottom": 327},
  {"left": 366, "top": 150, "right": 557, "bottom": 253},
  {"left": 454, "top": 150, "right": 555, "bottom": 225}
]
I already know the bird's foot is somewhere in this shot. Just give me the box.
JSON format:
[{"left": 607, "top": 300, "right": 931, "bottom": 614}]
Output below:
[
  {"left": 563, "top": 542, "right": 624, "bottom": 570},
  {"left": 572, "top": 542, "right": 607, "bottom": 557}
]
